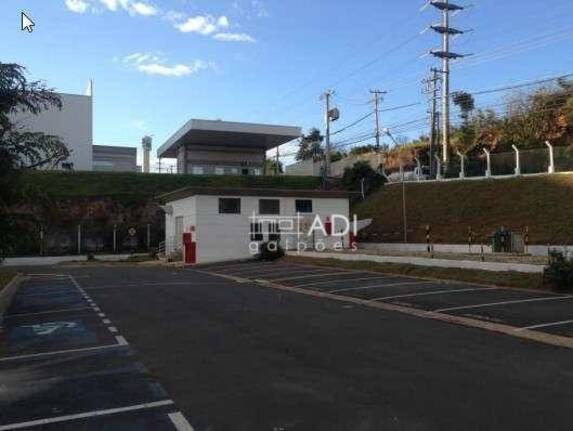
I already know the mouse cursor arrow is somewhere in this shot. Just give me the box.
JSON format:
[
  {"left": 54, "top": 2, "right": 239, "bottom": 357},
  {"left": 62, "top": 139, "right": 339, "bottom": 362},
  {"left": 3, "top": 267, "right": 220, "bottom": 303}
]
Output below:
[{"left": 21, "top": 12, "right": 35, "bottom": 33}]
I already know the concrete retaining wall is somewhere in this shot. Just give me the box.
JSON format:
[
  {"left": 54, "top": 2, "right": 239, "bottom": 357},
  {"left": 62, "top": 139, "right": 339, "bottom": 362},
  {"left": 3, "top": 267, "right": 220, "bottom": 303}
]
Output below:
[
  {"left": 292, "top": 251, "right": 546, "bottom": 274},
  {"left": 359, "top": 242, "right": 571, "bottom": 257}
]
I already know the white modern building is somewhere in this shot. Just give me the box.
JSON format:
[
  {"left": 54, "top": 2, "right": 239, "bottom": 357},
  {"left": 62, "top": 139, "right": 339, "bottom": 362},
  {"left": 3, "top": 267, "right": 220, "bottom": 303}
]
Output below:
[
  {"left": 160, "top": 187, "right": 355, "bottom": 264},
  {"left": 11, "top": 91, "right": 94, "bottom": 171},
  {"left": 157, "top": 119, "right": 301, "bottom": 176}
]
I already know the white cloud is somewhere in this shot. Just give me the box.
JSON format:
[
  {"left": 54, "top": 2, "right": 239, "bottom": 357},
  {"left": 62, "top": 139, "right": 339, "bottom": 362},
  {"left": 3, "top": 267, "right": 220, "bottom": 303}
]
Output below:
[
  {"left": 127, "top": 2, "right": 158, "bottom": 16},
  {"left": 122, "top": 53, "right": 213, "bottom": 78},
  {"left": 175, "top": 15, "right": 229, "bottom": 35},
  {"left": 213, "top": 32, "right": 256, "bottom": 43},
  {"left": 174, "top": 14, "right": 255, "bottom": 42},
  {"left": 65, "top": 0, "right": 90, "bottom": 13},
  {"left": 64, "top": 0, "right": 158, "bottom": 16}
]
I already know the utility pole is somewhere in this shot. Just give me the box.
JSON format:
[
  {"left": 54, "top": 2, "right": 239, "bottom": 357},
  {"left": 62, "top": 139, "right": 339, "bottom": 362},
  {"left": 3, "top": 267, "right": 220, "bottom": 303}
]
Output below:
[
  {"left": 275, "top": 146, "right": 280, "bottom": 176},
  {"left": 423, "top": 68, "right": 441, "bottom": 178},
  {"left": 321, "top": 90, "right": 336, "bottom": 177},
  {"left": 370, "top": 89, "right": 387, "bottom": 172},
  {"left": 428, "top": 0, "right": 466, "bottom": 166}
]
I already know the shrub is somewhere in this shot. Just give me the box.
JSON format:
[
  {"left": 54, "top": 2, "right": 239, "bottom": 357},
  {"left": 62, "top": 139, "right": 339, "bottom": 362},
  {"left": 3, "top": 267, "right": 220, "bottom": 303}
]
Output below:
[
  {"left": 342, "top": 161, "right": 386, "bottom": 195},
  {"left": 256, "top": 241, "right": 285, "bottom": 261},
  {"left": 543, "top": 251, "right": 573, "bottom": 291}
]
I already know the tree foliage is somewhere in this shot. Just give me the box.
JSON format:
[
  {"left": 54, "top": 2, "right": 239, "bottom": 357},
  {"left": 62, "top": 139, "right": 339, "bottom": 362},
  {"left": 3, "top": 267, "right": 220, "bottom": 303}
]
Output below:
[
  {"left": 296, "top": 128, "right": 324, "bottom": 161},
  {"left": 0, "top": 63, "right": 69, "bottom": 258}
]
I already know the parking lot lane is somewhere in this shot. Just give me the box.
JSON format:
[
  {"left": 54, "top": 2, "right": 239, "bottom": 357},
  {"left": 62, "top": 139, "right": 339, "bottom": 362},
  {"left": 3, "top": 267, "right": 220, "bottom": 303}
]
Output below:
[
  {"left": 328, "top": 282, "right": 456, "bottom": 300},
  {"left": 7, "top": 292, "right": 86, "bottom": 316},
  {"left": 23, "top": 407, "right": 182, "bottom": 431},
  {"left": 435, "top": 295, "right": 573, "bottom": 313},
  {"left": 0, "top": 349, "right": 172, "bottom": 427},
  {"left": 380, "top": 286, "right": 559, "bottom": 311},
  {"left": 292, "top": 274, "right": 400, "bottom": 289},
  {"left": 0, "top": 310, "right": 118, "bottom": 357},
  {"left": 319, "top": 277, "right": 423, "bottom": 292},
  {"left": 444, "top": 298, "right": 573, "bottom": 333}
]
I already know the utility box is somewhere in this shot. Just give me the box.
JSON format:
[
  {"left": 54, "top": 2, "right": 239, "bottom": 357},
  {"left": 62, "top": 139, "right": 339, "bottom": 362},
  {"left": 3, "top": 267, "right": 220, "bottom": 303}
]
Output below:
[{"left": 491, "top": 228, "right": 525, "bottom": 253}]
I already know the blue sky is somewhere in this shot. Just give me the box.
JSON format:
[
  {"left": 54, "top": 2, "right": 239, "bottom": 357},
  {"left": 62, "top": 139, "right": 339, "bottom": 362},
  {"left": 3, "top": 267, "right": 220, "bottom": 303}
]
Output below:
[{"left": 2, "top": 0, "right": 573, "bottom": 168}]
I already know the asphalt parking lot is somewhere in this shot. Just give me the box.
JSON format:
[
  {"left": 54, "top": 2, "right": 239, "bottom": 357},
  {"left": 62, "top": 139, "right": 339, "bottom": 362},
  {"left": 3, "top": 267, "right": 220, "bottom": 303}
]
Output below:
[
  {"left": 2, "top": 263, "right": 573, "bottom": 430},
  {"left": 201, "top": 260, "right": 573, "bottom": 338},
  {"left": 0, "top": 274, "right": 192, "bottom": 430}
]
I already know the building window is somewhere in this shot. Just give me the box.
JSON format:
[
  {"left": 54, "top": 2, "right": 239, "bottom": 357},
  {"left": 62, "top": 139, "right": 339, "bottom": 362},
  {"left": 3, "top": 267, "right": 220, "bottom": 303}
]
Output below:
[
  {"left": 268, "top": 221, "right": 281, "bottom": 242},
  {"left": 215, "top": 167, "right": 225, "bottom": 175},
  {"left": 295, "top": 199, "right": 313, "bottom": 213},
  {"left": 219, "top": 198, "right": 241, "bottom": 214},
  {"left": 250, "top": 222, "right": 263, "bottom": 241},
  {"left": 192, "top": 166, "right": 204, "bottom": 175},
  {"left": 253, "top": 168, "right": 262, "bottom": 176},
  {"left": 259, "top": 199, "right": 280, "bottom": 215},
  {"left": 230, "top": 167, "right": 239, "bottom": 175}
]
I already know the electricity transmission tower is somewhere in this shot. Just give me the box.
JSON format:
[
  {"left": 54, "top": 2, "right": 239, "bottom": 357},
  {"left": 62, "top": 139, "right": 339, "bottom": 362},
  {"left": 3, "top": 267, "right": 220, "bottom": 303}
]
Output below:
[{"left": 427, "top": 0, "right": 467, "bottom": 166}]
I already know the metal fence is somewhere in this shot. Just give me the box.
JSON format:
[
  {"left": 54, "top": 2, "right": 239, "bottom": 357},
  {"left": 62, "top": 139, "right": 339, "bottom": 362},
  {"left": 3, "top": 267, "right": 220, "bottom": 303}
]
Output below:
[{"left": 11, "top": 223, "right": 164, "bottom": 257}]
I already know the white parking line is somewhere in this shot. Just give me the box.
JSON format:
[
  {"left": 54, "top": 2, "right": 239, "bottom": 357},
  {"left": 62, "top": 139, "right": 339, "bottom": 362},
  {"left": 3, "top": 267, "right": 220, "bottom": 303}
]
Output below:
[
  {"left": 435, "top": 295, "right": 573, "bottom": 313},
  {"left": 296, "top": 275, "right": 394, "bottom": 288},
  {"left": 273, "top": 271, "right": 356, "bottom": 282},
  {"left": 516, "top": 319, "right": 573, "bottom": 331},
  {"left": 115, "top": 335, "right": 129, "bottom": 345},
  {"left": 168, "top": 411, "right": 195, "bottom": 431},
  {"left": 108, "top": 326, "right": 118, "bottom": 333},
  {"left": 98, "top": 313, "right": 106, "bottom": 318},
  {"left": 328, "top": 281, "right": 429, "bottom": 294},
  {"left": 0, "top": 399, "right": 175, "bottom": 431},
  {"left": 227, "top": 266, "right": 317, "bottom": 277},
  {"left": 3, "top": 307, "right": 92, "bottom": 318},
  {"left": 0, "top": 343, "right": 126, "bottom": 363},
  {"left": 371, "top": 287, "right": 495, "bottom": 302},
  {"left": 102, "top": 318, "right": 112, "bottom": 324}
]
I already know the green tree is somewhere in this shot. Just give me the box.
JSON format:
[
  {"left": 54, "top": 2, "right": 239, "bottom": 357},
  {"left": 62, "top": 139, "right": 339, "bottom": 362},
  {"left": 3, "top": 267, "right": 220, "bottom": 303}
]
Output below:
[
  {"left": 296, "top": 128, "right": 324, "bottom": 161},
  {"left": 452, "top": 91, "right": 476, "bottom": 124},
  {"left": 265, "top": 158, "right": 284, "bottom": 175},
  {"left": 0, "top": 63, "right": 69, "bottom": 259}
]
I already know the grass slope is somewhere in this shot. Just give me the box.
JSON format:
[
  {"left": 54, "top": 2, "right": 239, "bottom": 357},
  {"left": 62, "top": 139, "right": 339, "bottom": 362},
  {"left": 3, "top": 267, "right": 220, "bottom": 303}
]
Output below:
[
  {"left": 355, "top": 174, "right": 573, "bottom": 245},
  {"left": 20, "top": 171, "right": 324, "bottom": 200}
]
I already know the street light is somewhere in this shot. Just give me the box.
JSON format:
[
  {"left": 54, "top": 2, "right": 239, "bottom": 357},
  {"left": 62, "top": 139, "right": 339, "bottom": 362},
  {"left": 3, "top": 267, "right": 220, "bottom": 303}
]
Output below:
[{"left": 384, "top": 128, "right": 408, "bottom": 243}]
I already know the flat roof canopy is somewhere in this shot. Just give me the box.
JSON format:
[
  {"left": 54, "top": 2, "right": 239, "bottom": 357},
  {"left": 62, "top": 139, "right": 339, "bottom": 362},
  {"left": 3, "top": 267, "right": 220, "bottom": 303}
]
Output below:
[
  {"left": 157, "top": 119, "right": 302, "bottom": 158},
  {"left": 158, "top": 187, "right": 358, "bottom": 203}
]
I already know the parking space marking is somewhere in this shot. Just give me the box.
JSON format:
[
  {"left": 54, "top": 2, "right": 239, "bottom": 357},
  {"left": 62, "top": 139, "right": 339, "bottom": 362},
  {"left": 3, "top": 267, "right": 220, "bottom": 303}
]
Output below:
[
  {"left": 516, "top": 319, "right": 573, "bottom": 332},
  {"left": 226, "top": 266, "right": 320, "bottom": 277},
  {"left": 435, "top": 295, "right": 573, "bottom": 313},
  {"left": 115, "top": 335, "right": 129, "bottom": 345},
  {"left": 371, "top": 287, "right": 495, "bottom": 302},
  {"left": 0, "top": 399, "right": 175, "bottom": 431},
  {"left": 272, "top": 271, "right": 356, "bottom": 282},
  {"left": 168, "top": 411, "right": 196, "bottom": 431},
  {"left": 296, "top": 275, "right": 396, "bottom": 288},
  {"left": 328, "top": 281, "right": 429, "bottom": 294},
  {"left": 4, "top": 307, "right": 92, "bottom": 318},
  {"left": 102, "top": 318, "right": 112, "bottom": 324},
  {"left": 0, "top": 343, "right": 127, "bottom": 363},
  {"left": 98, "top": 313, "right": 106, "bottom": 318},
  {"left": 108, "top": 326, "right": 118, "bottom": 333}
]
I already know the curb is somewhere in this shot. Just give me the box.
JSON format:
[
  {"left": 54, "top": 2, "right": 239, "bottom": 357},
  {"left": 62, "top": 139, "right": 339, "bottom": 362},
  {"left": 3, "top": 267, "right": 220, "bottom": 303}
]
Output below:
[
  {"left": 0, "top": 274, "right": 25, "bottom": 325},
  {"left": 196, "top": 269, "right": 573, "bottom": 350}
]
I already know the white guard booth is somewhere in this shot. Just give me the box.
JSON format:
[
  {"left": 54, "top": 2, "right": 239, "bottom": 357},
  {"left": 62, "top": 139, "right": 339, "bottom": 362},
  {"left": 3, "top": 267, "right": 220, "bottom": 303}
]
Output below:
[{"left": 159, "top": 187, "right": 357, "bottom": 264}]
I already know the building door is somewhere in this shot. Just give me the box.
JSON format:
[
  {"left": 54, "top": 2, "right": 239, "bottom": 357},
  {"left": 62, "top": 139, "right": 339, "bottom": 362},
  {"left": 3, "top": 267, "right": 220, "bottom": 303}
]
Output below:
[
  {"left": 175, "top": 216, "right": 184, "bottom": 249},
  {"left": 241, "top": 168, "right": 249, "bottom": 175}
]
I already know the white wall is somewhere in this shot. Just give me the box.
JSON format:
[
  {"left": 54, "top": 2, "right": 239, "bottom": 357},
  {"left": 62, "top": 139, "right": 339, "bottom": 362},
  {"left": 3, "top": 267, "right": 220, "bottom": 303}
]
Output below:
[
  {"left": 166, "top": 194, "right": 350, "bottom": 264},
  {"left": 11, "top": 93, "right": 93, "bottom": 171}
]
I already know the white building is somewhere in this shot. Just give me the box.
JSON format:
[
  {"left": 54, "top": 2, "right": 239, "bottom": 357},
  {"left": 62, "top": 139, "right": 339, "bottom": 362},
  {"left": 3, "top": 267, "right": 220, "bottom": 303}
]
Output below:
[
  {"left": 157, "top": 119, "right": 301, "bottom": 176},
  {"left": 11, "top": 92, "right": 93, "bottom": 171},
  {"left": 160, "top": 187, "right": 355, "bottom": 264}
]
